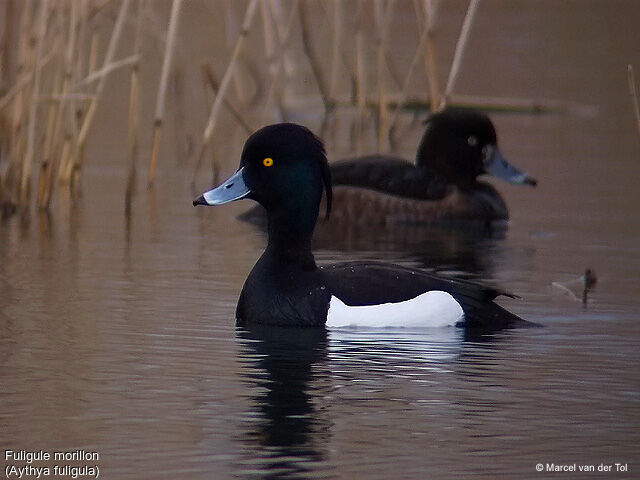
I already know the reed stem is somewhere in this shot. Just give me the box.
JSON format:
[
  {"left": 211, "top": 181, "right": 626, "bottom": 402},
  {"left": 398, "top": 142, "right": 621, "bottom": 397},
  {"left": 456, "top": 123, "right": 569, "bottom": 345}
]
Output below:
[
  {"left": 201, "top": 0, "right": 259, "bottom": 149},
  {"left": 260, "top": 0, "right": 278, "bottom": 114},
  {"left": 38, "top": 26, "right": 62, "bottom": 209},
  {"left": 196, "top": 0, "right": 260, "bottom": 186},
  {"left": 0, "top": 70, "right": 36, "bottom": 112},
  {"left": 126, "top": 0, "right": 145, "bottom": 210},
  {"left": 192, "top": 0, "right": 258, "bottom": 187},
  {"left": 374, "top": 0, "right": 394, "bottom": 152},
  {"left": 148, "top": 0, "right": 183, "bottom": 186},
  {"left": 193, "top": 1, "right": 259, "bottom": 186},
  {"left": 20, "top": 0, "right": 49, "bottom": 205},
  {"left": 355, "top": 0, "right": 366, "bottom": 153},
  {"left": 387, "top": 14, "right": 431, "bottom": 133},
  {"left": 441, "top": 0, "right": 480, "bottom": 108},
  {"left": 261, "top": 0, "right": 299, "bottom": 121},
  {"left": 1, "top": 0, "right": 16, "bottom": 89},
  {"left": 69, "top": 0, "right": 130, "bottom": 196},
  {"left": 329, "top": 0, "right": 343, "bottom": 100},
  {"left": 40, "top": 3, "right": 73, "bottom": 208},
  {"left": 201, "top": 62, "right": 253, "bottom": 134},
  {"left": 423, "top": 0, "right": 440, "bottom": 111},
  {"left": 299, "top": 0, "right": 330, "bottom": 113},
  {"left": 76, "top": 54, "right": 141, "bottom": 89},
  {"left": 375, "top": 1, "right": 384, "bottom": 151}
]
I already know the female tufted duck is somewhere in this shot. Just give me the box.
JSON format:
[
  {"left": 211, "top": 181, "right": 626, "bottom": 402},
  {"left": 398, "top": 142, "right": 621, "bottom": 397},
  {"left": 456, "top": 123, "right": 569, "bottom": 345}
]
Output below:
[
  {"left": 194, "top": 123, "right": 536, "bottom": 329},
  {"left": 330, "top": 107, "right": 537, "bottom": 225}
]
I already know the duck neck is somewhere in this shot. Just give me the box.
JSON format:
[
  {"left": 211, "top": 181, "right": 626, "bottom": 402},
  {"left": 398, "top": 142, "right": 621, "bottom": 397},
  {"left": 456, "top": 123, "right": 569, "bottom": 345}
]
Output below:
[{"left": 265, "top": 208, "right": 317, "bottom": 268}]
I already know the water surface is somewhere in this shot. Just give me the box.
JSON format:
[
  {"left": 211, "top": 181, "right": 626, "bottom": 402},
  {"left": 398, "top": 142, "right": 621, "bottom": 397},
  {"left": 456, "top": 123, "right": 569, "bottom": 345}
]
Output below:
[{"left": 1, "top": 1, "right": 640, "bottom": 478}]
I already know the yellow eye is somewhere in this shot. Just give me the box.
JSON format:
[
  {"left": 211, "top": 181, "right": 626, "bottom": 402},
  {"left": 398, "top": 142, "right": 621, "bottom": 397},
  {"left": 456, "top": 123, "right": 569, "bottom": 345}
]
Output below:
[{"left": 263, "top": 157, "right": 274, "bottom": 167}]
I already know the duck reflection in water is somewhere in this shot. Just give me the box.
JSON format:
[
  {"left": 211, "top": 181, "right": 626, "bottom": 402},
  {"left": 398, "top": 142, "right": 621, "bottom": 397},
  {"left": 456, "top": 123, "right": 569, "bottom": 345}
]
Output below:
[
  {"left": 235, "top": 326, "right": 331, "bottom": 478},
  {"left": 234, "top": 323, "right": 513, "bottom": 479}
]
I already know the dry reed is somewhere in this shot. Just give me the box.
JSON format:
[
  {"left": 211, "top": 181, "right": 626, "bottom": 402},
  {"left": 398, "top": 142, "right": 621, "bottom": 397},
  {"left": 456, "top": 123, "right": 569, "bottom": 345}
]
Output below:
[
  {"left": 148, "top": 0, "right": 183, "bottom": 186},
  {"left": 387, "top": 5, "right": 433, "bottom": 134},
  {"left": 194, "top": 0, "right": 259, "bottom": 185},
  {"left": 354, "top": 0, "right": 366, "bottom": 154},
  {"left": 423, "top": 0, "right": 440, "bottom": 111},
  {"left": 299, "top": 0, "right": 331, "bottom": 114},
  {"left": 0, "top": 1, "right": 568, "bottom": 220},
  {"left": 201, "top": 62, "right": 253, "bottom": 134},
  {"left": 125, "top": 0, "right": 146, "bottom": 212},
  {"left": 69, "top": 0, "right": 131, "bottom": 198},
  {"left": 260, "top": 0, "right": 299, "bottom": 122},
  {"left": 374, "top": 0, "right": 396, "bottom": 151},
  {"left": 260, "top": 0, "right": 279, "bottom": 119},
  {"left": 329, "top": 0, "right": 343, "bottom": 100},
  {"left": 39, "top": 2, "right": 78, "bottom": 209},
  {"left": 1, "top": 0, "right": 16, "bottom": 89},
  {"left": 441, "top": 0, "right": 480, "bottom": 109},
  {"left": 20, "top": 0, "right": 49, "bottom": 205}
]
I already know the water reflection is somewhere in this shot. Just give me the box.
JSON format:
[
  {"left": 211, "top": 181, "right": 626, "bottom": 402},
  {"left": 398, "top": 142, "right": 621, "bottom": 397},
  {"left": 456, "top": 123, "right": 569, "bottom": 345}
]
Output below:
[
  {"left": 328, "top": 327, "right": 465, "bottom": 365},
  {"left": 0, "top": 300, "right": 16, "bottom": 368},
  {"left": 0, "top": 249, "right": 17, "bottom": 367},
  {"left": 325, "top": 327, "right": 507, "bottom": 375},
  {"left": 233, "top": 322, "right": 519, "bottom": 478},
  {"left": 314, "top": 221, "right": 507, "bottom": 277},
  {"left": 235, "top": 326, "right": 332, "bottom": 479}
]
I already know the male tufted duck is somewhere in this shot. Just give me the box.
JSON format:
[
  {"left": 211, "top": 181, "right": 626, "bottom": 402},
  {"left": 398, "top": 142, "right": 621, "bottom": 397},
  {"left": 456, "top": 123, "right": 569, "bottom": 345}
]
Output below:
[{"left": 194, "top": 123, "right": 536, "bottom": 329}]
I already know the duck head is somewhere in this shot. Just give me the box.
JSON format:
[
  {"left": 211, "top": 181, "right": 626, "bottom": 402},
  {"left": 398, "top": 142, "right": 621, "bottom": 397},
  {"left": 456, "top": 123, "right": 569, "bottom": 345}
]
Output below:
[
  {"left": 194, "top": 123, "right": 332, "bottom": 237},
  {"left": 417, "top": 107, "right": 537, "bottom": 189}
]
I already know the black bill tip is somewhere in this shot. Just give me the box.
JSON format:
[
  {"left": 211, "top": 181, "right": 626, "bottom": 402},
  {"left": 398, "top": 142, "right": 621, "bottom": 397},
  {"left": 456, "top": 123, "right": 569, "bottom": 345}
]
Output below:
[{"left": 193, "top": 195, "right": 207, "bottom": 207}]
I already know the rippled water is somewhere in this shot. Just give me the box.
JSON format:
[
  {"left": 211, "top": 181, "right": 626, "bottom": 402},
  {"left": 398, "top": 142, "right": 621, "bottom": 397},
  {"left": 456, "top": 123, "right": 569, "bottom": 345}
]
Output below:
[{"left": 2, "top": 1, "right": 640, "bottom": 479}]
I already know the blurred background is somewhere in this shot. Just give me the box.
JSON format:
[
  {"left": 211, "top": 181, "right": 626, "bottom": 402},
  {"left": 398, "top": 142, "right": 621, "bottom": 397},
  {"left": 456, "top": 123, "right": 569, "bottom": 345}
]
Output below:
[{"left": 1, "top": 1, "right": 639, "bottom": 479}]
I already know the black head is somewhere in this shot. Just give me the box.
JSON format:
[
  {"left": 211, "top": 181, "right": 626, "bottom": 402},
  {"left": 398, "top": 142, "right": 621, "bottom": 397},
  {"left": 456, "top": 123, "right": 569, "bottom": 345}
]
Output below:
[
  {"left": 194, "top": 123, "right": 332, "bottom": 230},
  {"left": 417, "top": 107, "right": 536, "bottom": 188}
]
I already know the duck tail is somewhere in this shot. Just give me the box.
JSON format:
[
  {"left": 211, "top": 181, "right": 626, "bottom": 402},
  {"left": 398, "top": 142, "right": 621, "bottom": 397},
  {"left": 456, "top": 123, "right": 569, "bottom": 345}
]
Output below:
[{"left": 461, "top": 299, "right": 539, "bottom": 329}]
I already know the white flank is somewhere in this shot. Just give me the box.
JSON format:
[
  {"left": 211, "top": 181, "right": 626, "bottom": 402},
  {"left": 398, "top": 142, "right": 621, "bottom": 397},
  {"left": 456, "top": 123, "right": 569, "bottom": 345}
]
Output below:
[{"left": 326, "top": 291, "right": 464, "bottom": 329}]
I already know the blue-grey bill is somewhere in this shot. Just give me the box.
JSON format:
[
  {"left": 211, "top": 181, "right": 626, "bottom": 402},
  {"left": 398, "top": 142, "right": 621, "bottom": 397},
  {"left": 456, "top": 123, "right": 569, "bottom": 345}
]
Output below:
[
  {"left": 484, "top": 147, "right": 537, "bottom": 186},
  {"left": 193, "top": 167, "right": 250, "bottom": 206}
]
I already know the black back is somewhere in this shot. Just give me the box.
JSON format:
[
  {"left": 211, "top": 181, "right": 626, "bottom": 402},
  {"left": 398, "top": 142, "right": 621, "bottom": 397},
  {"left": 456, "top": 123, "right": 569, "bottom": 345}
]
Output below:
[{"left": 331, "top": 155, "right": 448, "bottom": 200}]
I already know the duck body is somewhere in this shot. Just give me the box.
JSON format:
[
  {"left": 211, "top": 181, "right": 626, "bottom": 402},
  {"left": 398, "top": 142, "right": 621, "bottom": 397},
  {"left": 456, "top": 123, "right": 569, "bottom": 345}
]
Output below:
[
  {"left": 331, "top": 155, "right": 446, "bottom": 200},
  {"left": 235, "top": 254, "right": 523, "bottom": 328},
  {"left": 329, "top": 182, "right": 508, "bottom": 226},
  {"left": 194, "top": 123, "right": 536, "bottom": 329}
]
